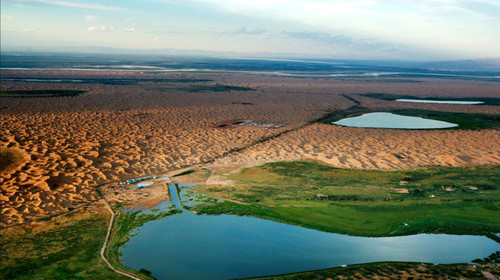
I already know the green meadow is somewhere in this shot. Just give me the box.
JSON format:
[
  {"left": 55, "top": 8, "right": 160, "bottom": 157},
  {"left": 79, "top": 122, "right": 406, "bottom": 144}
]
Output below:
[{"left": 196, "top": 161, "right": 500, "bottom": 237}]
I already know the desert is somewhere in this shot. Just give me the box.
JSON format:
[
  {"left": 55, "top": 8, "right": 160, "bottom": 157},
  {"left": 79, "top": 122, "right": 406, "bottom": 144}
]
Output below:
[{"left": 1, "top": 70, "right": 499, "bottom": 228}]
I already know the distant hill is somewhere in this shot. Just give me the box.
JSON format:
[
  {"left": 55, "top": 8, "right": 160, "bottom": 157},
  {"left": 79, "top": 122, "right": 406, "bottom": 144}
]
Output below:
[{"left": 419, "top": 58, "right": 500, "bottom": 72}]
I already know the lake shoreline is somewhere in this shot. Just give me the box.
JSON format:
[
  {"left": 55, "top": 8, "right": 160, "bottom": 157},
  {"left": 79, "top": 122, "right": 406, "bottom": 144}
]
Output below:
[{"left": 117, "top": 181, "right": 500, "bottom": 280}]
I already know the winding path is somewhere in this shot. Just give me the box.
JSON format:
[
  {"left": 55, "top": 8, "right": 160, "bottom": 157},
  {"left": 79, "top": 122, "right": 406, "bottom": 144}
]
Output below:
[{"left": 96, "top": 187, "right": 143, "bottom": 280}]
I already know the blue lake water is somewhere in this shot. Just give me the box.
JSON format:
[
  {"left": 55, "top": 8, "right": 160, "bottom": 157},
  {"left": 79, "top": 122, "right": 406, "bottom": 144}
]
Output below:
[
  {"left": 396, "top": 99, "right": 484, "bottom": 105},
  {"left": 332, "top": 112, "right": 458, "bottom": 129},
  {"left": 119, "top": 184, "right": 499, "bottom": 280}
]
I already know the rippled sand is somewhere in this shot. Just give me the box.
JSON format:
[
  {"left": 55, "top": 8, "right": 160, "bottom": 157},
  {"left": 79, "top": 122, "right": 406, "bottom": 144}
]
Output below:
[{"left": 214, "top": 124, "right": 500, "bottom": 169}]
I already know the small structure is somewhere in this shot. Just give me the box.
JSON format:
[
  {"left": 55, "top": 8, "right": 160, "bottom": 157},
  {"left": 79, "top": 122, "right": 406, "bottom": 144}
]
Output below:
[
  {"left": 391, "top": 188, "right": 409, "bottom": 194},
  {"left": 137, "top": 181, "right": 154, "bottom": 188},
  {"left": 120, "top": 176, "right": 154, "bottom": 185},
  {"left": 221, "top": 120, "right": 286, "bottom": 129},
  {"left": 316, "top": 193, "right": 328, "bottom": 199}
]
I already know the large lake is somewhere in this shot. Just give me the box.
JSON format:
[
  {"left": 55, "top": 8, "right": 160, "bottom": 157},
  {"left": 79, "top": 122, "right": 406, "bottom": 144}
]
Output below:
[
  {"left": 332, "top": 112, "right": 458, "bottom": 129},
  {"left": 396, "top": 99, "right": 484, "bottom": 105},
  {"left": 119, "top": 184, "right": 499, "bottom": 280}
]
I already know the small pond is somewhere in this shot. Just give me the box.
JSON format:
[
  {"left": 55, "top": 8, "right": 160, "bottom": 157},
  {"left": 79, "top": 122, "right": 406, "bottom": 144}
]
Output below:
[
  {"left": 118, "top": 184, "right": 499, "bottom": 280},
  {"left": 332, "top": 112, "right": 458, "bottom": 129},
  {"left": 396, "top": 99, "right": 484, "bottom": 105}
]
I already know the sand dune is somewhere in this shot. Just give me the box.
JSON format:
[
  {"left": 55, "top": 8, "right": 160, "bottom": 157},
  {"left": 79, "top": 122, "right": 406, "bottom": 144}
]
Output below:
[
  {"left": 1, "top": 70, "right": 499, "bottom": 226},
  {"left": 214, "top": 124, "right": 500, "bottom": 169}
]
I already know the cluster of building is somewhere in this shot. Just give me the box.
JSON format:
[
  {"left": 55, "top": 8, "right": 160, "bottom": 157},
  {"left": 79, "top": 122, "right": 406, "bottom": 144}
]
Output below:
[
  {"left": 234, "top": 120, "right": 286, "bottom": 129},
  {"left": 120, "top": 176, "right": 167, "bottom": 189},
  {"left": 119, "top": 176, "right": 154, "bottom": 186}
]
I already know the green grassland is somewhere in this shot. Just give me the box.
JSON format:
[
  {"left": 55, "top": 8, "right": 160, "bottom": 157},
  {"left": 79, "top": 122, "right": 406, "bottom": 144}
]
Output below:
[
  {"left": 0, "top": 90, "right": 86, "bottom": 98},
  {"left": 172, "top": 169, "right": 196, "bottom": 177},
  {"left": 196, "top": 161, "right": 500, "bottom": 237},
  {"left": 0, "top": 211, "right": 127, "bottom": 280},
  {"left": 245, "top": 261, "right": 487, "bottom": 280},
  {"left": 171, "top": 167, "right": 211, "bottom": 182},
  {"left": 0, "top": 207, "right": 181, "bottom": 280},
  {"left": 318, "top": 107, "right": 500, "bottom": 129}
]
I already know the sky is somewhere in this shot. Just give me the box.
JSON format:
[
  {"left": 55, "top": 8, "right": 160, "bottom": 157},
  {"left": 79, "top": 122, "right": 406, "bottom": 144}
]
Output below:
[{"left": 1, "top": 0, "right": 499, "bottom": 60}]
